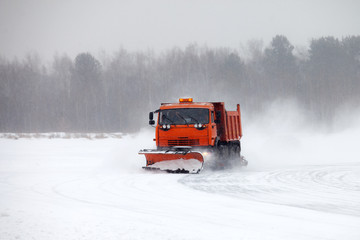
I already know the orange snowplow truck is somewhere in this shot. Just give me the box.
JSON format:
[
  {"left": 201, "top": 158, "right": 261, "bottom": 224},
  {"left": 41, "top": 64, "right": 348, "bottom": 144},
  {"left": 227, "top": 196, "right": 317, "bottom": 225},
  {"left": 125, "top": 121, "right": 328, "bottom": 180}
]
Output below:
[{"left": 139, "top": 98, "right": 247, "bottom": 173}]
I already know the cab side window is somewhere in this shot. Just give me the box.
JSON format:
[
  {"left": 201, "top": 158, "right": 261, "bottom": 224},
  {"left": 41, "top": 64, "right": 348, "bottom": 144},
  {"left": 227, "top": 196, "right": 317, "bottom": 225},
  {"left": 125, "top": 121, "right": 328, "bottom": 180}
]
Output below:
[{"left": 211, "top": 111, "right": 214, "bottom": 123}]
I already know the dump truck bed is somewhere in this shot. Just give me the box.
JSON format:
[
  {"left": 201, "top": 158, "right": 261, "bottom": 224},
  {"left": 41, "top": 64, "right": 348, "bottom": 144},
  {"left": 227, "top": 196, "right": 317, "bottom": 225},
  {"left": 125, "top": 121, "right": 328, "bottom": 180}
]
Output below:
[{"left": 212, "top": 102, "right": 242, "bottom": 142}]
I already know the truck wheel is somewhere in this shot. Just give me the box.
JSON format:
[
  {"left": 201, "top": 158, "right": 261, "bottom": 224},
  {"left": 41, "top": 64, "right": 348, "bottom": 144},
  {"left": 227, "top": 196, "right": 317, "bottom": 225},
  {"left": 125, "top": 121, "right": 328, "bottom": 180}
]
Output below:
[
  {"left": 234, "top": 145, "right": 240, "bottom": 157},
  {"left": 218, "top": 145, "right": 225, "bottom": 159}
]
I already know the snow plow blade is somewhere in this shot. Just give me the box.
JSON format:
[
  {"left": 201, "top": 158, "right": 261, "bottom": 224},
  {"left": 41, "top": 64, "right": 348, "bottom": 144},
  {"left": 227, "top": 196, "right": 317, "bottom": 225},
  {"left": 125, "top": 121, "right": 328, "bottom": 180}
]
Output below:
[{"left": 138, "top": 149, "right": 204, "bottom": 173}]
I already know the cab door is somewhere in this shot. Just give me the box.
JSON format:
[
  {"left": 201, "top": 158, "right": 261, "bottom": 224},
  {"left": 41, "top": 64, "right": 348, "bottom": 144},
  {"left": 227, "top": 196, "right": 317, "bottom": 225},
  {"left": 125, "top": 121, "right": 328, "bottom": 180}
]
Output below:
[{"left": 210, "top": 110, "right": 217, "bottom": 146}]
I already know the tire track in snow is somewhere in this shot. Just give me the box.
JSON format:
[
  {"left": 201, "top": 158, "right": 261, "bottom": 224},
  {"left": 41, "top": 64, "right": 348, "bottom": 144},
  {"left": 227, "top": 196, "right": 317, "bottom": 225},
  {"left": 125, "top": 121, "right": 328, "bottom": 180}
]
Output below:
[
  {"left": 179, "top": 163, "right": 360, "bottom": 216},
  {"left": 50, "top": 173, "right": 203, "bottom": 222}
]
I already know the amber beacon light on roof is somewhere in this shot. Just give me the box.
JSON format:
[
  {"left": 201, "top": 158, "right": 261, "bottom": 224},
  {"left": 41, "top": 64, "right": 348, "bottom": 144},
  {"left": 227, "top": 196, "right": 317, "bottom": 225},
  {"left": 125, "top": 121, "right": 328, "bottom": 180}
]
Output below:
[
  {"left": 138, "top": 98, "right": 248, "bottom": 173},
  {"left": 179, "top": 98, "right": 193, "bottom": 103}
]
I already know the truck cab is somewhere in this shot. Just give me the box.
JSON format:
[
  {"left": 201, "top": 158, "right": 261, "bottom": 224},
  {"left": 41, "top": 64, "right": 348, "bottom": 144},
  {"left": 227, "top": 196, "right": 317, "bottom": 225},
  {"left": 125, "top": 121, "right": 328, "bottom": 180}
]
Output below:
[{"left": 153, "top": 99, "right": 218, "bottom": 149}]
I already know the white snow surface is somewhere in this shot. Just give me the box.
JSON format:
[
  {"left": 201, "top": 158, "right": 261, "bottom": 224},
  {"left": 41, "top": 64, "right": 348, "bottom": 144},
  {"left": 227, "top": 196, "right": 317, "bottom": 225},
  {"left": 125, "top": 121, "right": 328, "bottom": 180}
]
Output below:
[{"left": 1, "top": 108, "right": 360, "bottom": 239}]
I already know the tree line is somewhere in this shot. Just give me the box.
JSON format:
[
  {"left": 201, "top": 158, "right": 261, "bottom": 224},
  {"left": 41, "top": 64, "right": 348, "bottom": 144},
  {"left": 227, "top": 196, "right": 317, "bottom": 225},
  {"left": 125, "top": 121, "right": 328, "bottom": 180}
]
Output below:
[{"left": 0, "top": 35, "right": 359, "bottom": 133}]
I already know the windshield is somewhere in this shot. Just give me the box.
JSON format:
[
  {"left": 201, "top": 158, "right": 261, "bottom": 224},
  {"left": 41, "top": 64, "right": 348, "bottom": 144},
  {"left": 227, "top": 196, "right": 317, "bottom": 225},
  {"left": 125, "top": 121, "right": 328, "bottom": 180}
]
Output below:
[{"left": 159, "top": 108, "right": 209, "bottom": 125}]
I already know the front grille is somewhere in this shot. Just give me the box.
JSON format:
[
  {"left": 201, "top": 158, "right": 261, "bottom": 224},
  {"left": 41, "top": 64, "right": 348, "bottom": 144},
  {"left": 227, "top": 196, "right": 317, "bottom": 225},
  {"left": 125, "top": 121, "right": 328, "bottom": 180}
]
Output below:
[{"left": 168, "top": 139, "right": 200, "bottom": 146}]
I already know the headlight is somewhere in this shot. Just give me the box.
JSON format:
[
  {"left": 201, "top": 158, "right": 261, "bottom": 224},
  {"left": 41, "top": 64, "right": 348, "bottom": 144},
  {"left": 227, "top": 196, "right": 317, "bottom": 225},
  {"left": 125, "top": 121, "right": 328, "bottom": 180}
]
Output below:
[
  {"left": 166, "top": 124, "right": 171, "bottom": 129},
  {"left": 194, "top": 124, "right": 198, "bottom": 128},
  {"left": 198, "top": 123, "right": 202, "bottom": 128},
  {"left": 162, "top": 124, "right": 166, "bottom": 128}
]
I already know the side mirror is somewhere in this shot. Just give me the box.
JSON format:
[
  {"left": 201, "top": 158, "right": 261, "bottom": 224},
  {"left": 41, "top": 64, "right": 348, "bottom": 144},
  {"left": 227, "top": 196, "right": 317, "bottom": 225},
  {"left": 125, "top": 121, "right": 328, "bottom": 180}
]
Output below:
[
  {"left": 149, "top": 112, "right": 155, "bottom": 125},
  {"left": 215, "top": 111, "right": 221, "bottom": 124}
]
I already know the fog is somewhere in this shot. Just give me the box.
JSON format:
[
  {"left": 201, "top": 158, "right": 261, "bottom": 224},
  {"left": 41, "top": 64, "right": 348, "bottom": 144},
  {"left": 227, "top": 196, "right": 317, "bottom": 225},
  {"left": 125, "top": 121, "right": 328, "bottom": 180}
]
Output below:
[{"left": 1, "top": 35, "right": 360, "bottom": 133}]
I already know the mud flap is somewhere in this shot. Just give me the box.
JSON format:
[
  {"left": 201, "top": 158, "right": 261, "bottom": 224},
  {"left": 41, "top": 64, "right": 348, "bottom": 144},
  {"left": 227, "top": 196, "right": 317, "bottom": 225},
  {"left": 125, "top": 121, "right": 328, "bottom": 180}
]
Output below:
[{"left": 139, "top": 149, "right": 204, "bottom": 173}]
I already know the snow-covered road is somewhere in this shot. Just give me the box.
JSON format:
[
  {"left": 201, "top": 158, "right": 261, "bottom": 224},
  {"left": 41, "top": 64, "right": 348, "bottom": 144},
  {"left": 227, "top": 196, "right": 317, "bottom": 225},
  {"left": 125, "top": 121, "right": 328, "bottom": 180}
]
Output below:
[{"left": 1, "top": 130, "right": 360, "bottom": 240}]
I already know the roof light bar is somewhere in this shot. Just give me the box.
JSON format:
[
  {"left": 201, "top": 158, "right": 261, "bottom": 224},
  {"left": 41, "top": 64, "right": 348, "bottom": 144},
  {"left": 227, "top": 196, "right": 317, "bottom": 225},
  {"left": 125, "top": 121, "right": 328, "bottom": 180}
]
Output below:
[{"left": 179, "top": 98, "right": 193, "bottom": 103}]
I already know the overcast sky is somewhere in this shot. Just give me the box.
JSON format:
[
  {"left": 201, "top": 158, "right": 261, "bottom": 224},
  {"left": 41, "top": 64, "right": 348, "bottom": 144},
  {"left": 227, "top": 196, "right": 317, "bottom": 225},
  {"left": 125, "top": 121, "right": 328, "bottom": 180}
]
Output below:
[{"left": 0, "top": 0, "right": 359, "bottom": 61}]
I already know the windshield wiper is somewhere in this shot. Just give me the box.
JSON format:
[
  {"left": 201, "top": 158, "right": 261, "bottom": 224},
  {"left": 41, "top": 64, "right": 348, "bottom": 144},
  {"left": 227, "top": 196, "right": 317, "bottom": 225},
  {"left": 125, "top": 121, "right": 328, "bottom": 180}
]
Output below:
[
  {"left": 161, "top": 115, "right": 175, "bottom": 125},
  {"left": 176, "top": 112, "right": 189, "bottom": 126},
  {"left": 187, "top": 115, "right": 200, "bottom": 124}
]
